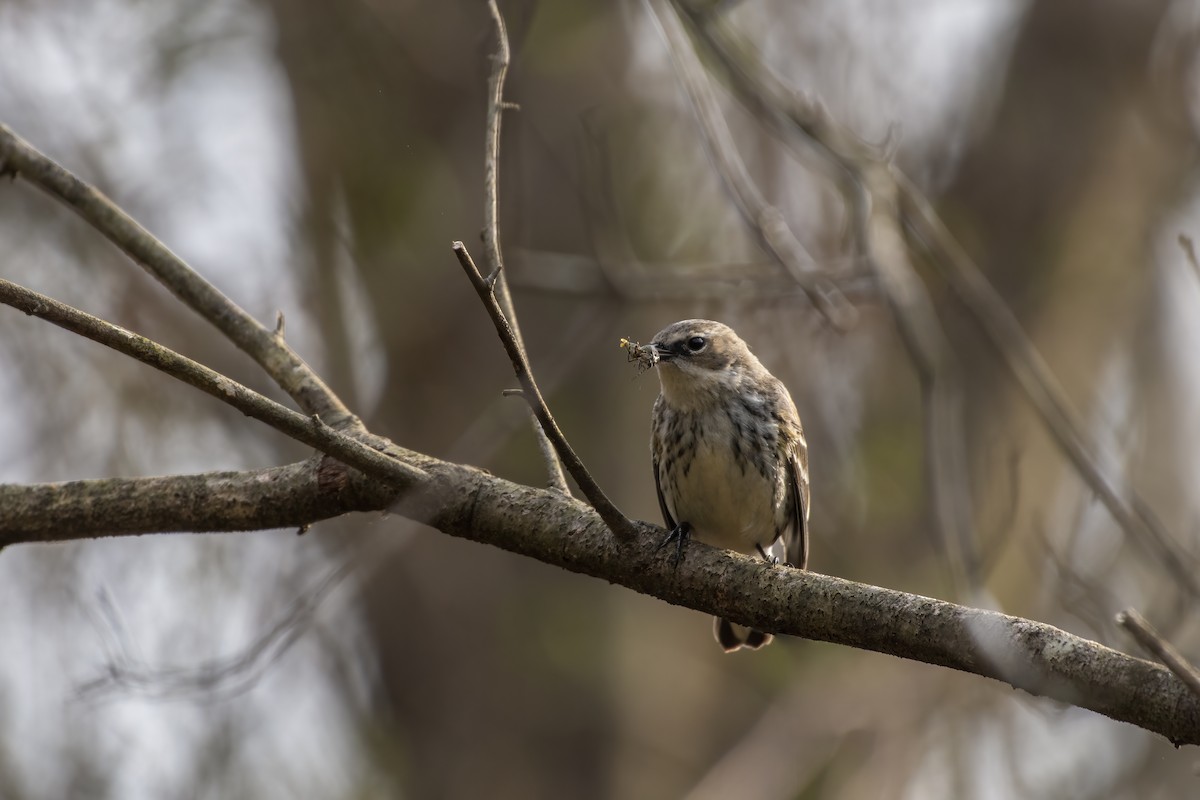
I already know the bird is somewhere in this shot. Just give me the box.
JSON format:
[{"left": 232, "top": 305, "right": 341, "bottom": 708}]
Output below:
[{"left": 647, "top": 319, "right": 809, "bottom": 652}]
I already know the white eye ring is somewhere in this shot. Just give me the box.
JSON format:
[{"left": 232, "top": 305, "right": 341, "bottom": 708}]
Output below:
[{"left": 686, "top": 336, "right": 706, "bottom": 352}]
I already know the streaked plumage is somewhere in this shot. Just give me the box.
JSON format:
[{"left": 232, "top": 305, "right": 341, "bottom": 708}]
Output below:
[{"left": 648, "top": 319, "right": 809, "bottom": 652}]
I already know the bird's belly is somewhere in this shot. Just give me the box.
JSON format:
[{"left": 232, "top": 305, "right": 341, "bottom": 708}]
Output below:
[{"left": 668, "top": 445, "right": 777, "bottom": 554}]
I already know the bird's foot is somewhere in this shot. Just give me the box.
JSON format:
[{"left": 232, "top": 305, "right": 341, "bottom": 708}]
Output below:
[
  {"left": 756, "top": 543, "right": 779, "bottom": 565},
  {"left": 656, "top": 522, "right": 692, "bottom": 569}
]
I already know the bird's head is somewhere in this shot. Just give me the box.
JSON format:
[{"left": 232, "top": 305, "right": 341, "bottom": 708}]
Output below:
[{"left": 649, "top": 319, "right": 760, "bottom": 407}]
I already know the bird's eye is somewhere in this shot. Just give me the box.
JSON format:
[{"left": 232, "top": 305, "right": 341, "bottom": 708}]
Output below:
[{"left": 686, "top": 336, "right": 707, "bottom": 353}]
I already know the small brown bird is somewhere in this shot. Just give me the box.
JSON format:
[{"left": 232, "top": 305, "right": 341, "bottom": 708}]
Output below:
[{"left": 647, "top": 319, "right": 809, "bottom": 652}]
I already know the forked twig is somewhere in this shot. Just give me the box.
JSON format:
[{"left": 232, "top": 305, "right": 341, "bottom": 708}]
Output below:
[
  {"left": 452, "top": 242, "right": 637, "bottom": 539},
  {"left": 0, "top": 278, "right": 425, "bottom": 488},
  {"left": 0, "top": 123, "right": 355, "bottom": 429}
]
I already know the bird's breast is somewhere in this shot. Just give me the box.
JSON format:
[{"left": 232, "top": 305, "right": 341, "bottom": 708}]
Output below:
[{"left": 659, "top": 408, "right": 781, "bottom": 553}]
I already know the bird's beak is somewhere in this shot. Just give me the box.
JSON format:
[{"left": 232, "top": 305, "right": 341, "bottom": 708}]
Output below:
[{"left": 649, "top": 342, "right": 673, "bottom": 362}]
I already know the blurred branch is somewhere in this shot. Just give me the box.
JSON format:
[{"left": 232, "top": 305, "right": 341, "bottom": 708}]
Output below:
[
  {"left": 80, "top": 554, "right": 361, "bottom": 701},
  {"left": 452, "top": 241, "right": 638, "bottom": 539},
  {"left": 1117, "top": 608, "right": 1200, "bottom": 701},
  {"left": 673, "top": 1, "right": 1199, "bottom": 604},
  {"left": 670, "top": 0, "right": 980, "bottom": 595},
  {"left": 0, "top": 123, "right": 357, "bottom": 429},
  {"left": 1180, "top": 233, "right": 1200, "bottom": 284},
  {"left": 646, "top": 0, "right": 855, "bottom": 329},
  {"left": 509, "top": 248, "right": 877, "bottom": 304},
  {"left": 481, "top": 0, "right": 569, "bottom": 494},
  {"left": 4, "top": 451, "right": 1198, "bottom": 745},
  {"left": 898, "top": 176, "right": 1200, "bottom": 599},
  {"left": 0, "top": 278, "right": 426, "bottom": 488}
]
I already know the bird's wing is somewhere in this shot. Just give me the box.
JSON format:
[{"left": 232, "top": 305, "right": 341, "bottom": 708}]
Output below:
[
  {"left": 786, "top": 450, "right": 810, "bottom": 570},
  {"left": 653, "top": 456, "right": 677, "bottom": 530}
]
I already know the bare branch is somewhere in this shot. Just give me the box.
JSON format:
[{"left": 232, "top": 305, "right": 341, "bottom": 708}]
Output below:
[
  {"left": 1, "top": 393, "right": 1196, "bottom": 744},
  {"left": 1117, "top": 609, "right": 1200, "bottom": 702},
  {"left": 388, "top": 471, "right": 1200, "bottom": 747},
  {"left": 0, "top": 459, "right": 397, "bottom": 542},
  {"left": 0, "top": 123, "right": 355, "bottom": 428},
  {"left": 451, "top": 241, "right": 638, "bottom": 539},
  {"left": 5, "top": 452, "right": 1197, "bottom": 745},
  {"left": 0, "top": 279, "right": 426, "bottom": 489},
  {"left": 480, "top": 0, "right": 570, "bottom": 494}
]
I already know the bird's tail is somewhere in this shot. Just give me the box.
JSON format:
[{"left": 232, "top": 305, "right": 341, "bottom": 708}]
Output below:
[{"left": 714, "top": 617, "right": 774, "bottom": 652}]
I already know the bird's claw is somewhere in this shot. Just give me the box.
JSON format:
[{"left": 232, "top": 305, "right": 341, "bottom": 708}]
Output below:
[
  {"left": 756, "top": 544, "right": 779, "bottom": 565},
  {"left": 657, "top": 522, "right": 691, "bottom": 569}
]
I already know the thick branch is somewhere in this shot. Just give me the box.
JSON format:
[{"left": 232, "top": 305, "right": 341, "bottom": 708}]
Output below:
[
  {"left": 0, "top": 123, "right": 354, "bottom": 428},
  {"left": 0, "top": 460, "right": 395, "bottom": 543},
  {"left": 3, "top": 454, "right": 1197, "bottom": 746}
]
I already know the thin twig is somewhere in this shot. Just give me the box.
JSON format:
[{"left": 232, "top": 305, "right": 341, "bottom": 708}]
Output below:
[
  {"left": 0, "top": 123, "right": 355, "bottom": 429},
  {"left": 1117, "top": 609, "right": 1200, "bottom": 702},
  {"left": 481, "top": 0, "right": 570, "bottom": 494},
  {"left": 645, "top": 0, "right": 854, "bottom": 330},
  {"left": 0, "top": 278, "right": 425, "bottom": 488},
  {"left": 452, "top": 242, "right": 637, "bottom": 539}
]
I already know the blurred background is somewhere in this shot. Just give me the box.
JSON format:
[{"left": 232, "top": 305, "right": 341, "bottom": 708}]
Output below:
[{"left": 1, "top": 0, "right": 1199, "bottom": 797}]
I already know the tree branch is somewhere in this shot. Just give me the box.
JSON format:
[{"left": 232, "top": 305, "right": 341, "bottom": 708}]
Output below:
[
  {"left": 0, "top": 123, "right": 355, "bottom": 428},
  {"left": 2, "top": 453, "right": 1197, "bottom": 746},
  {"left": 0, "top": 278, "right": 426, "bottom": 489},
  {"left": 452, "top": 241, "right": 638, "bottom": 540},
  {"left": 897, "top": 174, "right": 1200, "bottom": 599},
  {"left": 0, "top": 459, "right": 395, "bottom": 543}
]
